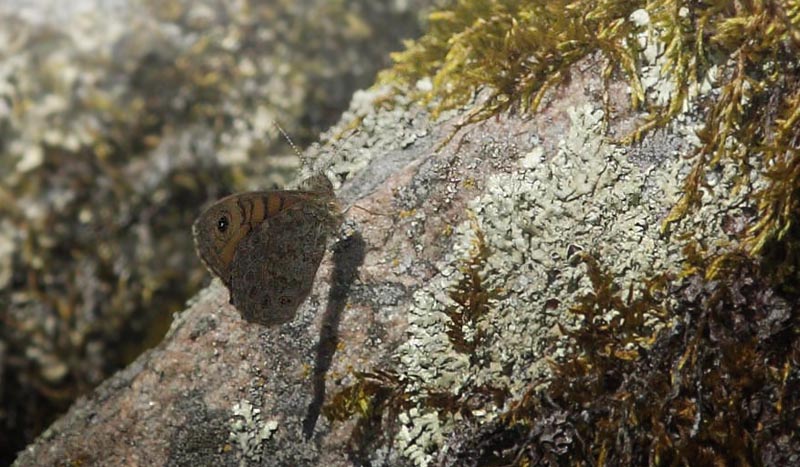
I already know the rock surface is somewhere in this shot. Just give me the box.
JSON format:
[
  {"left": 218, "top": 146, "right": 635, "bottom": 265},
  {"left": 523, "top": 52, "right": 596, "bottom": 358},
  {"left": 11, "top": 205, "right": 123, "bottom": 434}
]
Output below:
[
  {"left": 14, "top": 49, "right": 751, "bottom": 464},
  {"left": 0, "top": 0, "right": 430, "bottom": 461}
]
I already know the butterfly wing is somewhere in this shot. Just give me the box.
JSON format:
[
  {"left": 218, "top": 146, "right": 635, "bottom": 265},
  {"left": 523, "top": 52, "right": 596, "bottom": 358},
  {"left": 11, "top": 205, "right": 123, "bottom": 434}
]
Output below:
[{"left": 228, "top": 199, "right": 337, "bottom": 325}]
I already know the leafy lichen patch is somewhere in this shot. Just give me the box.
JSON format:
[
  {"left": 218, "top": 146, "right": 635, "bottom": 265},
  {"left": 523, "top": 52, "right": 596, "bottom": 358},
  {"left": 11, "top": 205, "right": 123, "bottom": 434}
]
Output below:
[
  {"left": 392, "top": 104, "right": 684, "bottom": 463},
  {"left": 229, "top": 399, "right": 279, "bottom": 465},
  {"left": 327, "top": 88, "right": 761, "bottom": 463}
]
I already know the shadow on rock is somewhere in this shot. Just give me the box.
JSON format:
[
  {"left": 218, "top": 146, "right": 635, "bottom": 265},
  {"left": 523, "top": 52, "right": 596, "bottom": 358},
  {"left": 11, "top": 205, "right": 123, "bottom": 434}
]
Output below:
[{"left": 303, "top": 231, "right": 366, "bottom": 438}]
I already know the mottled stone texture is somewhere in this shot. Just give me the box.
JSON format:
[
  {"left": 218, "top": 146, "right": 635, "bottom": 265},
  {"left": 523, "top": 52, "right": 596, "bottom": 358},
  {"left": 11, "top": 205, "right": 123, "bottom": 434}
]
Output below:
[
  {"left": 0, "top": 0, "right": 431, "bottom": 462},
  {"left": 14, "top": 56, "right": 744, "bottom": 465}
]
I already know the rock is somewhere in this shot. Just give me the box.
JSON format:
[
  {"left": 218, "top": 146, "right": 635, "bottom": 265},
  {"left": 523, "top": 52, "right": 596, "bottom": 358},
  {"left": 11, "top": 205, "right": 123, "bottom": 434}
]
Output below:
[
  {"left": 13, "top": 47, "right": 751, "bottom": 463},
  {"left": 0, "top": 1, "right": 431, "bottom": 462}
]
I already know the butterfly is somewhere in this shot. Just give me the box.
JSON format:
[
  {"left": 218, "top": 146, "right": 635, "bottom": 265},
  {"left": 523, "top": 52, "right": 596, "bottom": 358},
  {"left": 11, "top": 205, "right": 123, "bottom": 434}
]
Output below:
[{"left": 193, "top": 174, "right": 342, "bottom": 326}]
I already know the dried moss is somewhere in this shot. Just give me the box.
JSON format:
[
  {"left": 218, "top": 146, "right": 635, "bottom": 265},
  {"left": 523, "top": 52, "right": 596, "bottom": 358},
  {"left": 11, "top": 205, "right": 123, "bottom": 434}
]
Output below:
[
  {"left": 443, "top": 219, "right": 501, "bottom": 358},
  {"left": 562, "top": 252, "right": 672, "bottom": 365},
  {"left": 324, "top": 221, "right": 509, "bottom": 464},
  {"left": 450, "top": 249, "right": 800, "bottom": 466}
]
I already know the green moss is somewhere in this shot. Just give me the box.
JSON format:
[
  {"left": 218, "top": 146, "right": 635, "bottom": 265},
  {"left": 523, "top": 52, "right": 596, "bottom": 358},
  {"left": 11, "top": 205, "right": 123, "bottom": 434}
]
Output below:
[
  {"left": 660, "top": 4, "right": 800, "bottom": 288},
  {"left": 380, "top": 0, "right": 646, "bottom": 122},
  {"left": 382, "top": 0, "right": 800, "bottom": 287}
]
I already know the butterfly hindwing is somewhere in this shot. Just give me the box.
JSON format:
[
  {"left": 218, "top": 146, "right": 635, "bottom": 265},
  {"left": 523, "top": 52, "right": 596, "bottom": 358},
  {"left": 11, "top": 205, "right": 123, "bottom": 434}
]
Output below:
[{"left": 228, "top": 199, "right": 335, "bottom": 325}]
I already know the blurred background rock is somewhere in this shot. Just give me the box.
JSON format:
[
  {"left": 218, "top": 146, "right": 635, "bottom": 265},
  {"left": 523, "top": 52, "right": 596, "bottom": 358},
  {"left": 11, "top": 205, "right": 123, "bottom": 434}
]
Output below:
[{"left": 0, "top": 0, "right": 435, "bottom": 462}]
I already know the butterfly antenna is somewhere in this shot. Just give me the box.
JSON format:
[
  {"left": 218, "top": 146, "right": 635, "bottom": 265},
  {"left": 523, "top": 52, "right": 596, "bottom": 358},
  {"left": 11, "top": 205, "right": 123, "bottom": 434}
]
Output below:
[
  {"left": 273, "top": 121, "right": 306, "bottom": 165},
  {"left": 273, "top": 122, "right": 389, "bottom": 218}
]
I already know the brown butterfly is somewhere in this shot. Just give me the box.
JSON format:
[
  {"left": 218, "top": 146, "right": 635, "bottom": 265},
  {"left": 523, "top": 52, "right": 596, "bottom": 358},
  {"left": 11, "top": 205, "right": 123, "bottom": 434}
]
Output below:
[{"left": 193, "top": 174, "right": 342, "bottom": 326}]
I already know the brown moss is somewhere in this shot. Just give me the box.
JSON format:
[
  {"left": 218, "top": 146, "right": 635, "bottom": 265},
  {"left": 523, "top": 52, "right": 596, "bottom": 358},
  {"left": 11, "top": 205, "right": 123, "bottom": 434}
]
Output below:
[
  {"left": 444, "top": 219, "right": 501, "bottom": 358},
  {"left": 455, "top": 250, "right": 800, "bottom": 466}
]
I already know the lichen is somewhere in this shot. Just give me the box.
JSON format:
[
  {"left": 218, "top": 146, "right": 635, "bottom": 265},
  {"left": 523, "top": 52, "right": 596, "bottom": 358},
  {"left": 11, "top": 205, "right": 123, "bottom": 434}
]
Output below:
[
  {"left": 380, "top": 0, "right": 800, "bottom": 288},
  {"left": 390, "top": 105, "right": 683, "bottom": 464},
  {"left": 478, "top": 244, "right": 800, "bottom": 466},
  {"left": 229, "top": 400, "right": 279, "bottom": 465},
  {"left": 325, "top": 95, "right": 756, "bottom": 464},
  {"left": 323, "top": 2, "right": 800, "bottom": 462}
]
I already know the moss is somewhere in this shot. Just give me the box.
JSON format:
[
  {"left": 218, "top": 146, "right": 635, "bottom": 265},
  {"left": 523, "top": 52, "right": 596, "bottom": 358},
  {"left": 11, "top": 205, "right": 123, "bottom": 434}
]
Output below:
[
  {"left": 324, "top": 101, "right": 708, "bottom": 464},
  {"left": 321, "top": 49, "right": 791, "bottom": 461},
  {"left": 381, "top": 0, "right": 800, "bottom": 288},
  {"left": 472, "top": 246, "right": 800, "bottom": 466},
  {"left": 443, "top": 217, "right": 501, "bottom": 358},
  {"left": 562, "top": 252, "right": 672, "bottom": 364},
  {"left": 323, "top": 370, "right": 413, "bottom": 463},
  {"left": 327, "top": 1, "right": 800, "bottom": 464},
  {"left": 380, "top": 0, "right": 643, "bottom": 122}
]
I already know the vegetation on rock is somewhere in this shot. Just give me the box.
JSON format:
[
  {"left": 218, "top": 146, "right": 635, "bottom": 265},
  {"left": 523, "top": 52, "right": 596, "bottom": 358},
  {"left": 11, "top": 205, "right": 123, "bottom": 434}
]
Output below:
[{"left": 328, "top": 0, "right": 800, "bottom": 464}]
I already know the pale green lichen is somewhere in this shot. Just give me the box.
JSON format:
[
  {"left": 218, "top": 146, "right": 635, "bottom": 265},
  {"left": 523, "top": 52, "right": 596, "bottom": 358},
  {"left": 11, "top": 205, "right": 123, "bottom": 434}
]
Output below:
[
  {"left": 326, "top": 0, "right": 793, "bottom": 463},
  {"left": 229, "top": 399, "right": 279, "bottom": 465},
  {"left": 392, "top": 105, "right": 668, "bottom": 462},
  {"left": 389, "top": 98, "right": 757, "bottom": 464}
]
